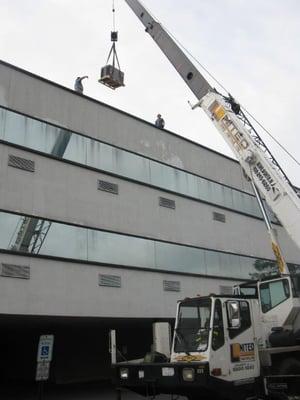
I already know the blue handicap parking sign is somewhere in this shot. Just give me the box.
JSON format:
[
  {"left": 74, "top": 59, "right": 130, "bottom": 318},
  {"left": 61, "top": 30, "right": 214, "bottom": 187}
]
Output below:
[
  {"left": 41, "top": 346, "right": 49, "bottom": 357},
  {"left": 37, "top": 335, "right": 54, "bottom": 362}
]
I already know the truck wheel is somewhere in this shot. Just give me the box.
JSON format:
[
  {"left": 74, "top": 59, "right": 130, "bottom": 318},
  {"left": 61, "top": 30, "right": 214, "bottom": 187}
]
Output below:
[{"left": 278, "top": 357, "right": 300, "bottom": 375}]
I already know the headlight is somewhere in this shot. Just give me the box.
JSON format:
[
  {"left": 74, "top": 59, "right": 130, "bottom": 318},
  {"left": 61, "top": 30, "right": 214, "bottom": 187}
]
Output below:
[
  {"left": 120, "top": 368, "right": 129, "bottom": 379},
  {"left": 162, "top": 367, "right": 175, "bottom": 377},
  {"left": 182, "top": 368, "right": 195, "bottom": 382},
  {"left": 138, "top": 370, "right": 144, "bottom": 379}
]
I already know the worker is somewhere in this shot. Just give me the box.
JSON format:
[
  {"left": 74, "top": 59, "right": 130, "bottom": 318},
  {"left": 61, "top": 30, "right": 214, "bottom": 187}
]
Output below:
[
  {"left": 74, "top": 76, "right": 88, "bottom": 94},
  {"left": 155, "top": 114, "right": 165, "bottom": 129}
]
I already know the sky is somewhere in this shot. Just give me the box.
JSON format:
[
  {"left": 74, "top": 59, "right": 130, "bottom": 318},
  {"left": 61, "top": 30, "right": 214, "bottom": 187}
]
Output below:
[{"left": 1, "top": 0, "right": 300, "bottom": 186}]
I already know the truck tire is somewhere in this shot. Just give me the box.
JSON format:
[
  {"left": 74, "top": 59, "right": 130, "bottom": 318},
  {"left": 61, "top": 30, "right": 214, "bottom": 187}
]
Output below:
[{"left": 278, "top": 357, "right": 300, "bottom": 375}]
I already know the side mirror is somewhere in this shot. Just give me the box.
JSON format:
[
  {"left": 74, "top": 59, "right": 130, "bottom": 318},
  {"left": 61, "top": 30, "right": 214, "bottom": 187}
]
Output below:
[{"left": 227, "top": 301, "right": 241, "bottom": 329}]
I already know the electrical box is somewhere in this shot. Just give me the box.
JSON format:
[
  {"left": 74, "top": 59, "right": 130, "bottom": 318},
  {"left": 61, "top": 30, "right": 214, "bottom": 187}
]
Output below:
[{"left": 99, "top": 65, "right": 125, "bottom": 90}]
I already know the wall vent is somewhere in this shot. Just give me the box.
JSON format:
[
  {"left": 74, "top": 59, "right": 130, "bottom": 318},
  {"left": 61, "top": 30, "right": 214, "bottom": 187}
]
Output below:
[
  {"left": 159, "top": 197, "right": 176, "bottom": 209},
  {"left": 98, "top": 180, "right": 119, "bottom": 195},
  {"left": 163, "top": 280, "right": 180, "bottom": 292},
  {"left": 99, "top": 274, "right": 121, "bottom": 288},
  {"left": 219, "top": 285, "right": 233, "bottom": 295},
  {"left": 213, "top": 212, "right": 226, "bottom": 223},
  {"left": 8, "top": 155, "right": 35, "bottom": 172},
  {"left": 1, "top": 263, "right": 30, "bottom": 279}
]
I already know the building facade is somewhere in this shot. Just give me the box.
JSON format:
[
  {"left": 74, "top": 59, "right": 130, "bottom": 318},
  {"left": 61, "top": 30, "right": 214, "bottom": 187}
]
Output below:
[{"left": 0, "top": 60, "right": 299, "bottom": 383}]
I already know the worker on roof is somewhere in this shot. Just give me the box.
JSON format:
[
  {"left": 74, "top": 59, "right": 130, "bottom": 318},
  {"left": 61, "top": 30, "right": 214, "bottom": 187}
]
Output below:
[
  {"left": 155, "top": 114, "right": 165, "bottom": 129},
  {"left": 74, "top": 76, "right": 88, "bottom": 94}
]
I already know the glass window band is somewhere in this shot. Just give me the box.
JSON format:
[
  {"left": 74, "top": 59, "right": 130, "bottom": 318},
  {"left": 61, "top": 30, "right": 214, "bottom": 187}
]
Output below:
[
  {"left": 0, "top": 210, "right": 296, "bottom": 281},
  {"left": 0, "top": 107, "right": 277, "bottom": 223}
]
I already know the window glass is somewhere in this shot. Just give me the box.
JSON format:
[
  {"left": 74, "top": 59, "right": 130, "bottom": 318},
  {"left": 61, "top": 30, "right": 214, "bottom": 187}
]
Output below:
[
  {"left": 175, "top": 299, "right": 211, "bottom": 353},
  {"left": 87, "top": 229, "right": 155, "bottom": 269},
  {"left": 41, "top": 222, "right": 88, "bottom": 260},
  {"left": 222, "top": 185, "right": 234, "bottom": 209},
  {"left": 232, "top": 191, "right": 244, "bottom": 213},
  {"left": 0, "top": 107, "right": 281, "bottom": 222},
  {"left": 228, "top": 300, "right": 251, "bottom": 339},
  {"left": 291, "top": 275, "right": 300, "bottom": 298},
  {"left": 0, "top": 108, "right": 5, "bottom": 139},
  {"left": 259, "top": 279, "right": 290, "bottom": 313},
  {"left": 212, "top": 299, "right": 225, "bottom": 350},
  {"left": 211, "top": 183, "right": 224, "bottom": 207},
  {"left": 63, "top": 132, "right": 87, "bottom": 165},
  {"left": 150, "top": 162, "right": 177, "bottom": 192},
  {"left": 114, "top": 147, "right": 151, "bottom": 183},
  {"left": 0, "top": 210, "right": 299, "bottom": 280},
  {"left": 3, "top": 109, "right": 26, "bottom": 146},
  {"left": 221, "top": 253, "right": 242, "bottom": 279},
  {"left": 154, "top": 242, "right": 206, "bottom": 274},
  {"left": 204, "top": 250, "right": 221, "bottom": 276}
]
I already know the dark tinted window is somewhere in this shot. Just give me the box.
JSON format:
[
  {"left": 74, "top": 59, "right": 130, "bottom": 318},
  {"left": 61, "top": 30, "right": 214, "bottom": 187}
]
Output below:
[
  {"left": 228, "top": 301, "right": 251, "bottom": 339},
  {"left": 212, "top": 299, "right": 225, "bottom": 350},
  {"left": 260, "top": 279, "right": 290, "bottom": 313}
]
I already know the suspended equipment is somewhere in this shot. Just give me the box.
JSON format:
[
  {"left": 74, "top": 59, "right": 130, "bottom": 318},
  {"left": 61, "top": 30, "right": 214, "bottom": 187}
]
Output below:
[{"left": 99, "top": 2, "right": 125, "bottom": 90}]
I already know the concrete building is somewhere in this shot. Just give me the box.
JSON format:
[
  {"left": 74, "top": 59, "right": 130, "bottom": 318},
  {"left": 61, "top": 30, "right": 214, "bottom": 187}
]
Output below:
[{"left": 0, "top": 60, "right": 299, "bottom": 384}]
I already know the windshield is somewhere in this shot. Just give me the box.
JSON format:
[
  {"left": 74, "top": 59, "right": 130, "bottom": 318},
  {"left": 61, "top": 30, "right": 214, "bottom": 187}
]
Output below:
[{"left": 174, "top": 299, "right": 211, "bottom": 353}]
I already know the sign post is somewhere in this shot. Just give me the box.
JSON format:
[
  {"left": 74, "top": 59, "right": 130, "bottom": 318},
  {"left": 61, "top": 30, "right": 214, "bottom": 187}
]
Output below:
[{"left": 35, "top": 335, "right": 54, "bottom": 399}]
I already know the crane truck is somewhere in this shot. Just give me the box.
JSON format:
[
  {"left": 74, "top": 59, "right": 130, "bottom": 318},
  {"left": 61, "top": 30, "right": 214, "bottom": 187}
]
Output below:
[{"left": 111, "top": 1, "right": 300, "bottom": 399}]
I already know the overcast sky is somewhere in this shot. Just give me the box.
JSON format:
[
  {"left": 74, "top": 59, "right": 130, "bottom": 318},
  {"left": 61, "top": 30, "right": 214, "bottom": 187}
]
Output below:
[{"left": 1, "top": 0, "right": 300, "bottom": 186}]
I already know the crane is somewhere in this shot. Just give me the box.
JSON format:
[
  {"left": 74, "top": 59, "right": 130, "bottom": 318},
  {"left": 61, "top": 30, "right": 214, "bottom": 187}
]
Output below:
[
  {"left": 124, "top": 0, "right": 300, "bottom": 276},
  {"left": 111, "top": 2, "right": 300, "bottom": 400}
]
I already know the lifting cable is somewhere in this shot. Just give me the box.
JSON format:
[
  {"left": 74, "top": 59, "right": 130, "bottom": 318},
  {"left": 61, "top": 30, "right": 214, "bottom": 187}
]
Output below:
[
  {"left": 105, "top": 0, "right": 121, "bottom": 70},
  {"left": 99, "top": 0, "right": 124, "bottom": 89},
  {"left": 138, "top": 0, "right": 300, "bottom": 167},
  {"left": 166, "top": 27, "right": 300, "bottom": 167}
]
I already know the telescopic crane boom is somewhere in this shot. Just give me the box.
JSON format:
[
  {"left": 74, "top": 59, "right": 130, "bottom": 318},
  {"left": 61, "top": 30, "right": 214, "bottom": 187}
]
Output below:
[{"left": 124, "top": 0, "right": 300, "bottom": 273}]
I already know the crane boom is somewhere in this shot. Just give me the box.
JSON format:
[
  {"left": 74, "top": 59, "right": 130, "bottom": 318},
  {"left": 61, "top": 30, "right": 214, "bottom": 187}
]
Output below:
[
  {"left": 124, "top": 0, "right": 211, "bottom": 100},
  {"left": 125, "top": 0, "right": 300, "bottom": 264}
]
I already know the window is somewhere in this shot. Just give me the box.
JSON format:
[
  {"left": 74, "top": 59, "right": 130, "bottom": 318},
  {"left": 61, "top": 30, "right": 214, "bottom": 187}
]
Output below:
[
  {"left": 228, "top": 300, "right": 251, "bottom": 339},
  {"left": 1, "top": 210, "right": 299, "bottom": 280},
  {"left": 212, "top": 299, "right": 225, "bottom": 350},
  {"left": 291, "top": 275, "right": 300, "bottom": 298},
  {"left": 174, "top": 299, "right": 211, "bottom": 353},
  {"left": 0, "top": 106, "right": 279, "bottom": 222},
  {"left": 259, "top": 279, "right": 290, "bottom": 313}
]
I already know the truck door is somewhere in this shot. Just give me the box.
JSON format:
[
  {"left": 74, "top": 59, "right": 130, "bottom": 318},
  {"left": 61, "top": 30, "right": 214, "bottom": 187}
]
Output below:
[
  {"left": 209, "top": 299, "right": 229, "bottom": 376},
  {"left": 225, "top": 300, "right": 260, "bottom": 382}
]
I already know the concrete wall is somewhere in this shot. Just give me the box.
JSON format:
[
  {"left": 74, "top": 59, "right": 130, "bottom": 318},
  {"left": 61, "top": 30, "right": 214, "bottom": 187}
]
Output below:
[
  {"left": 0, "top": 144, "right": 298, "bottom": 262},
  {"left": 0, "top": 252, "right": 234, "bottom": 318},
  {"left": 0, "top": 61, "right": 251, "bottom": 193},
  {"left": 1, "top": 60, "right": 299, "bottom": 386}
]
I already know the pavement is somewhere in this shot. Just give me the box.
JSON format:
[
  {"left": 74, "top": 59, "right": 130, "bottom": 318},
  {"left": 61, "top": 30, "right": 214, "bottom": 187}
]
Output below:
[{"left": 0, "top": 382, "right": 188, "bottom": 400}]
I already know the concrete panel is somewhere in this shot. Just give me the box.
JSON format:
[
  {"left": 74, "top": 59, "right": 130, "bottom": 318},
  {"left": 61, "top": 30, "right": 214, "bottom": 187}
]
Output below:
[
  {"left": 0, "top": 61, "right": 251, "bottom": 193},
  {"left": 0, "top": 253, "right": 236, "bottom": 318}
]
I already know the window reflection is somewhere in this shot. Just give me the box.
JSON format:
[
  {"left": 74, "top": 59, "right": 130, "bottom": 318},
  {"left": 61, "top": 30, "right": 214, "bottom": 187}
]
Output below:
[
  {"left": 0, "top": 107, "right": 276, "bottom": 221},
  {"left": 1, "top": 211, "right": 295, "bottom": 280}
]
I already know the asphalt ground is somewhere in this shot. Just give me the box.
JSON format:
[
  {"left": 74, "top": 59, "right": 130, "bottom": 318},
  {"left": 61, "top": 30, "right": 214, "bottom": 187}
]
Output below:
[{"left": 0, "top": 382, "right": 188, "bottom": 400}]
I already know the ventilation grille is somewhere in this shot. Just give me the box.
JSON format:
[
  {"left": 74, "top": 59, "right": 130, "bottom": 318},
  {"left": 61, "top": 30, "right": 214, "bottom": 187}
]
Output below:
[
  {"left": 8, "top": 155, "right": 35, "bottom": 172},
  {"left": 213, "top": 212, "right": 226, "bottom": 223},
  {"left": 98, "top": 180, "right": 119, "bottom": 195},
  {"left": 219, "top": 285, "right": 233, "bottom": 295},
  {"left": 159, "top": 197, "right": 176, "bottom": 209},
  {"left": 1, "top": 263, "right": 30, "bottom": 279},
  {"left": 99, "top": 274, "right": 121, "bottom": 288},
  {"left": 163, "top": 280, "right": 180, "bottom": 292}
]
